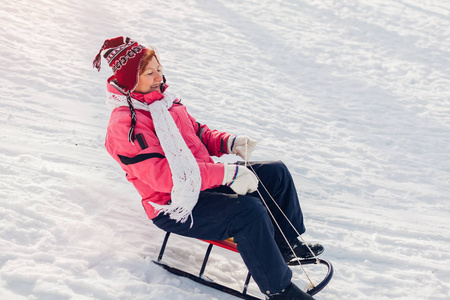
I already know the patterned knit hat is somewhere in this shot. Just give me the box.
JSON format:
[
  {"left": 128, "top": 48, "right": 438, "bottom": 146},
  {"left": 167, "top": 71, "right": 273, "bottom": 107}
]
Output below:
[{"left": 93, "top": 36, "right": 147, "bottom": 92}]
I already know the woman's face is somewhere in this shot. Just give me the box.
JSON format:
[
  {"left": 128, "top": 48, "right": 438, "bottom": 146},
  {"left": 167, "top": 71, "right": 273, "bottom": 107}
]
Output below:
[{"left": 134, "top": 57, "right": 163, "bottom": 94}]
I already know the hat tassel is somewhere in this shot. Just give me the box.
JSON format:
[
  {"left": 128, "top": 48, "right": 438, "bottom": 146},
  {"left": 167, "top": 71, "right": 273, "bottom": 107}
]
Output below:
[
  {"left": 93, "top": 40, "right": 110, "bottom": 71},
  {"left": 126, "top": 92, "right": 137, "bottom": 143}
]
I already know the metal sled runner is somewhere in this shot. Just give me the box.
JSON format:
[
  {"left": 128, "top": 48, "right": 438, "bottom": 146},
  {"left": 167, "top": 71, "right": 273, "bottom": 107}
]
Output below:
[{"left": 153, "top": 232, "right": 333, "bottom": 299}]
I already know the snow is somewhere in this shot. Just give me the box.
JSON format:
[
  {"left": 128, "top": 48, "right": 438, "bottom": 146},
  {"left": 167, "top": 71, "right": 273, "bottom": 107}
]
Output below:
[{"left": 1, "top": 0, "right": 449, "bottom": 299}]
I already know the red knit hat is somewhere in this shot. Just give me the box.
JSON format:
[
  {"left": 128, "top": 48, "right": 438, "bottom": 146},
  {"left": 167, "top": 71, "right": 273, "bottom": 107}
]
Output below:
[{"left": 93, "top": 36, "right": 148, "bottom": 92}]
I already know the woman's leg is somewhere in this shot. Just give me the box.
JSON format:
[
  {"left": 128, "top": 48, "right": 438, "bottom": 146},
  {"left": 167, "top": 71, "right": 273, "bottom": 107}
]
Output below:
[{"left": 152, "top": 187, "right": 292, "bottom": 295}]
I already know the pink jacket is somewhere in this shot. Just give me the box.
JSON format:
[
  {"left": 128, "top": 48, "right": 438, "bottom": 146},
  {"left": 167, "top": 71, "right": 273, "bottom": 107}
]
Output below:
[{"left": 105, "top": 83, "right": 231, "bottom": 219}]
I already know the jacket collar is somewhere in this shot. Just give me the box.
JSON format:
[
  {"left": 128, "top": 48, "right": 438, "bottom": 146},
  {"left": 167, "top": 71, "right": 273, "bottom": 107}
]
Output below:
[
  {"left": 107, "top": 80, "right": 169, "bottom": 105},
  {"left": 130, "top": 90, "right": 164, "bottom": 105}
]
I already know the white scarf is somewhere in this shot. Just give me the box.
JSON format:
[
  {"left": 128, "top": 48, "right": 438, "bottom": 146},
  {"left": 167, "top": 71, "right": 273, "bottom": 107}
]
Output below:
[{"left": 106, "top": 89, "right": 201, "bottom": 226}]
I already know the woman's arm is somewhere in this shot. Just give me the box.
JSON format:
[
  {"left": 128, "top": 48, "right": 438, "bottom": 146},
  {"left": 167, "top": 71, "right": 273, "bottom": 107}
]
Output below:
[{"left": 188, "top": 113, "right": 233, "bottom": 157}]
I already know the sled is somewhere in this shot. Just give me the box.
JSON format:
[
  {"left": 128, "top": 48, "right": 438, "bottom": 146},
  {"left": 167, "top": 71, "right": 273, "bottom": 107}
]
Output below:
[{"left": 153, "top": 231, "right": 333, "bottom": 299}]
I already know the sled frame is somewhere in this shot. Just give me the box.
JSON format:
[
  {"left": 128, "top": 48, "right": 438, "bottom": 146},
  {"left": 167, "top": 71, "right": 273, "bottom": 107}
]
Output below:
[{"left": 153, "top": 231, "right": 333, "bottom": 299}]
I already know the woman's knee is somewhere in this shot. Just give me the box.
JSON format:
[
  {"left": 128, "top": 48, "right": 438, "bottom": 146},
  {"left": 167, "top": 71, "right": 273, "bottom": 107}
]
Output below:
[
  {"left": 257, "top": 161, "right": 288, "bottom": 175},
  {"left": 255, "top": 161, "right": 292, "bottom": 185},
  {"left": 270, "top": 161, "right": 290, "bottom": 177}
]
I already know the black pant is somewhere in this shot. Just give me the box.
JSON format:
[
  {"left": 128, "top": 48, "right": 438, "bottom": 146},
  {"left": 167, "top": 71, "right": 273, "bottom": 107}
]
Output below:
[{"left": 152, "top": 161, "right": 306, "bottom": 295}]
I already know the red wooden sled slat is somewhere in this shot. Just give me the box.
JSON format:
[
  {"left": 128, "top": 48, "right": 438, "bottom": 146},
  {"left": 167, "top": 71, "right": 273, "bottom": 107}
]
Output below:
[{"left": 201, "top": 238, "right": 238, "bottom": 252}]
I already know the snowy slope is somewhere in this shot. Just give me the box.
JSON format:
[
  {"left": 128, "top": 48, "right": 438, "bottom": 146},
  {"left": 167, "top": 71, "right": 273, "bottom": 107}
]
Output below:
[{"left": 1, "top": 0, "right": 449, "bottom": 299}]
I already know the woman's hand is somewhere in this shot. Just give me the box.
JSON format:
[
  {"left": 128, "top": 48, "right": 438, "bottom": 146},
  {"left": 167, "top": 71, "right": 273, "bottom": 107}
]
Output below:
[
  {"left": 222, "top": 164, "right": 258, "bottom": 195},
  {"left": 228, "top": 135, "right": 257, "bottom": 161}
]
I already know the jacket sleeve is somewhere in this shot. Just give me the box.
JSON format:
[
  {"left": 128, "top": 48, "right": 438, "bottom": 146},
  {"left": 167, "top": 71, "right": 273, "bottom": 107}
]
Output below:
[
  {"left": 106, "top": 110, "right": 225, "bottom": 194},
  {"left": 187, "top": 112, "right": 232, "bottom": 157}
]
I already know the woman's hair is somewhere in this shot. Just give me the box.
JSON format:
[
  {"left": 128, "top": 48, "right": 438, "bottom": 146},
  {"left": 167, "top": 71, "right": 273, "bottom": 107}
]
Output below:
[{"left": 139, "top": 48, "right": 161, "bottom": 75}]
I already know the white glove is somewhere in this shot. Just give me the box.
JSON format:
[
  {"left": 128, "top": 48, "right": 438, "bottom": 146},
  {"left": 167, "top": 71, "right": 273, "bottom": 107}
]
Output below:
[
  {"left": 228, "top": 135, "right": 257, "bottom": 161},
  {"left": 222, "top": 164, "right": 258, "bottom": 195}
]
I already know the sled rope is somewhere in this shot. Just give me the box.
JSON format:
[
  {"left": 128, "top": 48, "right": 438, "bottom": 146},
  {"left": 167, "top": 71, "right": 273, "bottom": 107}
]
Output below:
[
  {"left": 254, "top": 185, "right": 315, "bottom": 287},
  {"left": 243, "top": 137, "right": 317, "bottom": 259},
  {"left": 242, "top": 137, "right": 317, "bottom": 288},
  {"left": 249, "top": 167, "right": 315, "bottom": 288},
  {"left": 250, "top": 165, "right": 317, "bottom": 260}
]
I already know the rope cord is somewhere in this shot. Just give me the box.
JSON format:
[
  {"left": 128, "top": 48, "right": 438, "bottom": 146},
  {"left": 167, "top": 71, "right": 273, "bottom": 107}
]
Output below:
[
  {"left": 248, "top": 163, "right": 317, "bottom": 260},
  {"left": 253, "top": 186, "right": 315, "bottom": 287},
  {"left": 243, "top": 137, "right": 317, "bottom": 287}
]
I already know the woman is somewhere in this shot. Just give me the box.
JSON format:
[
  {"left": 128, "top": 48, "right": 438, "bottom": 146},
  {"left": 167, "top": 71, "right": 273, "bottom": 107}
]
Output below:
[{"left": 93, "top": 36, "right": 323, "bottom": 300}]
